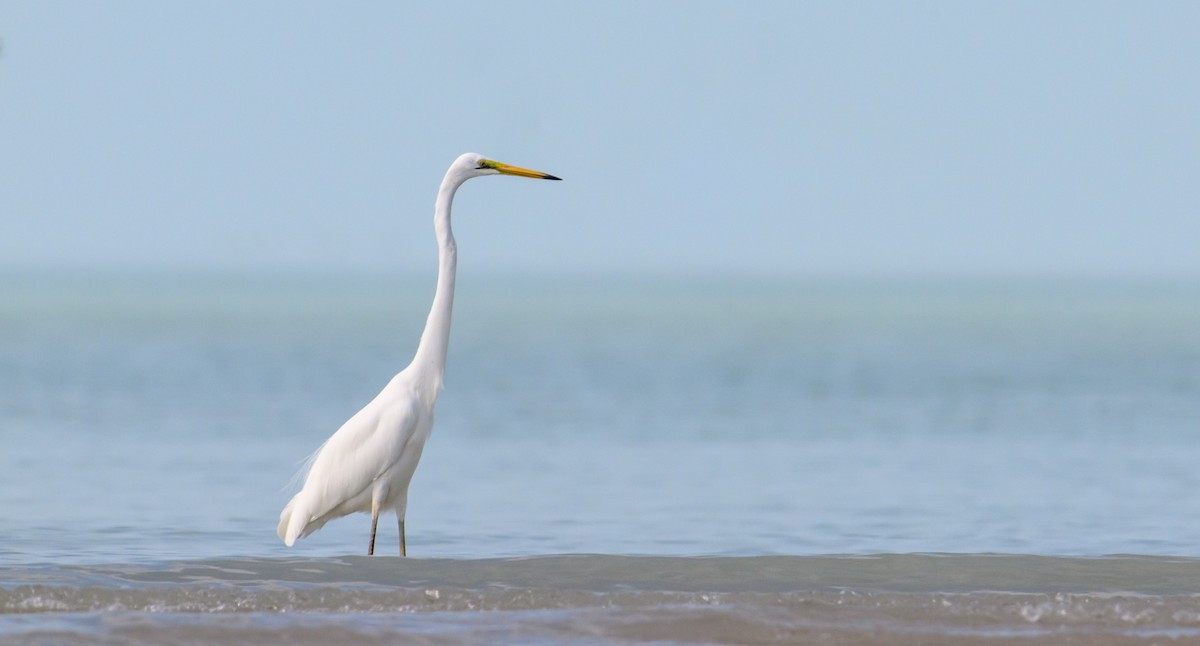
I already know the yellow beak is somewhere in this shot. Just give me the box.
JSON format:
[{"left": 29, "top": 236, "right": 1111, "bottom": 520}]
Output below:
[{"left": 486, "top": 160, "right": 561, "bottom": 181}]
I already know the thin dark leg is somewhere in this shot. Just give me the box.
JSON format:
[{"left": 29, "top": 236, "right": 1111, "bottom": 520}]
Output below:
[
  {"left": 368, "top": 510, "right": 379, "bottom": 556},
  {"left": 399, "top": 519, "right": 407, "bottom": 557}
]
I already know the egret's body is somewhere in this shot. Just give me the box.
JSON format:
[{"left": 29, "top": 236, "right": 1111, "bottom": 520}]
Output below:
[{"left": 277, "top": 153, "right": 559, "bottom": 555}]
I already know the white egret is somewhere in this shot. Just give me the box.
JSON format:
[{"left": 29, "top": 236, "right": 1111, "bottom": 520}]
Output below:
[{"left": 278, "top": 152, "right": 560, "bottom": 556}]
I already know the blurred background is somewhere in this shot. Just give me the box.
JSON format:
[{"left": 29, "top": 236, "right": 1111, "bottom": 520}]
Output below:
[{"left": 1, "top": 2, "right": 1197, "bottom": 279}]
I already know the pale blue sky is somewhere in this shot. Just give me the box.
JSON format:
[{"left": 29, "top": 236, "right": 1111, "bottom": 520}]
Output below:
[{"left": 1, "top": 2, "right": 1197, "bottom": 278}]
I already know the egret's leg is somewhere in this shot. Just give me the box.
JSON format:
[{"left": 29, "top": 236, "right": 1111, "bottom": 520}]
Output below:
[
  {"left": 368, "top": 508, "right": 380, "bottom": 556},
  {"left": 399, "top": 519, "right": 407, "bottom": 557}
]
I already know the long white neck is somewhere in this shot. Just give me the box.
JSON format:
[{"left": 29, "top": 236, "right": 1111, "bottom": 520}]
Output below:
[{"left": 409, "top": 171, "right": 462, "bottom": 396}]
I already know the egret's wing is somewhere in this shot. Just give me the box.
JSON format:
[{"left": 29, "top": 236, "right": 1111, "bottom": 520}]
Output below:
[{"left": 279, "top": 390, "right": 421, "bottom": 544}]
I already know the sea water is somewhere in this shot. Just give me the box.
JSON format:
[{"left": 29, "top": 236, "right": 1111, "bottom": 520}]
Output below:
[{"left": 2, "top": 273, "right": 1199, "bottom": 643}]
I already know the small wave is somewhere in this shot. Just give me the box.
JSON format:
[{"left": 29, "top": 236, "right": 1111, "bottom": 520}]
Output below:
[
  {"left": 4, "top": 555, "right": 1200, "bottom": 644},
  {"left": 6, "top": 554, "right": 1200, "bottom": 597},
  {"left": 4, "top": 591, "right": 1200, "bottom": 646}
]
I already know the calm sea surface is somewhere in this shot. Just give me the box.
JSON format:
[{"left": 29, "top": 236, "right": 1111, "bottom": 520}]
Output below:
[{"left": 2, "top": 273, "right": 1199, "bottom": 643}]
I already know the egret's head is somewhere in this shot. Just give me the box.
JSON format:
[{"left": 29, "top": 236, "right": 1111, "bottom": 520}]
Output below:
[{"left": 450, "top": 152, "right": 561, "bottom": 183}]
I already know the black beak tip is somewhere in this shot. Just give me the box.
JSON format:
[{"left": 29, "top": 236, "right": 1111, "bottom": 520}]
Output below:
[{"left": 545, "top": 174, "right": 562, "bottom": 181}]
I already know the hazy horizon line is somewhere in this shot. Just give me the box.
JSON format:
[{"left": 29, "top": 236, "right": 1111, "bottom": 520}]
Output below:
[{"left": 2, "top": 263, "right": 1198, "bottom": 291}]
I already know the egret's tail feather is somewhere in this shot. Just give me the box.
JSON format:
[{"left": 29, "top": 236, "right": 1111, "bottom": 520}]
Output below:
[
  {"left": 278, "top": 437, "right": 334, "bottom": 547},
  {"left": 278, "top": 497, "right": 304, "bottom": 547},
  {"left": 279, "top": 494, "right": 337, "bottom": 547}
]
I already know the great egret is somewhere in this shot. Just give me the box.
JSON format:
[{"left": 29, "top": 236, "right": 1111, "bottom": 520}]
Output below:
[{"left": 277, "top": 152, "right": 560, "bottom": 556}]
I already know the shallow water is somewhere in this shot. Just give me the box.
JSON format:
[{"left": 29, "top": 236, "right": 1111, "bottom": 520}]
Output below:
[
  {"left": 5, "top": 555, "right": 1200, "bottom": 644},
  {"left": 2, "top": 274, "right": 1199, "bottom": 642}
]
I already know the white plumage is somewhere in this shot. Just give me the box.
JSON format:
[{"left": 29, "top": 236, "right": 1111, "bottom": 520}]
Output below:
[{"left": 277, "top": 153, "right": 560, "bottom": 555}]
